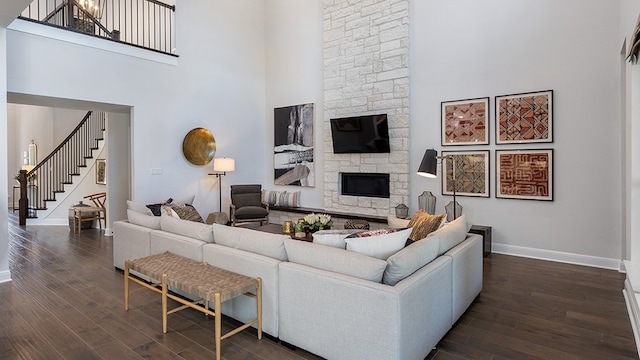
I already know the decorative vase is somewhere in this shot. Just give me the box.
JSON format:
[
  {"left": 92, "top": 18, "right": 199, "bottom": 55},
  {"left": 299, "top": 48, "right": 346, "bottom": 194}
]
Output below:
[
  {"left": 282, "top": 221, "right": 294, "bottom": 234},
  {"left": 418, "top": 191, "right": 437, "bottom": 215}
]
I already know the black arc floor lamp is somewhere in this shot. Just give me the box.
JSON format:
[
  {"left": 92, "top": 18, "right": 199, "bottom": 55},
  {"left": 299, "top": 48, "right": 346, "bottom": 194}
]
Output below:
[{"left": 417, "top": 149, "right": 460, "bottom": 220}]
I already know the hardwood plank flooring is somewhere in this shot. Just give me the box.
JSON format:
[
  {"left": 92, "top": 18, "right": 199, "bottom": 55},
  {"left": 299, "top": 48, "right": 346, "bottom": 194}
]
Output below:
[{"left": 1, "top": 212, "right": 637, "bottom": 359}]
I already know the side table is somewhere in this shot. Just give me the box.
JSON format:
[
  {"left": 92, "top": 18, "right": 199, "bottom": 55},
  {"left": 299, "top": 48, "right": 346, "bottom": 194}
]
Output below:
[{"left": 469, "top": 225, "right": 492, "bottom": 257}]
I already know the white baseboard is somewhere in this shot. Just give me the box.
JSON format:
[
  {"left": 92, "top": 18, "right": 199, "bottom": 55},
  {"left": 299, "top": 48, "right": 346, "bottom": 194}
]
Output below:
[
  {"left": 492, "top": 242, "right": 622, "bottom": 270},
  {"left": 0, "top": 270, "right": 12, "bottom": 283},
  {"left": 623, "top": 279, "right": 640, "bottom": 358}
]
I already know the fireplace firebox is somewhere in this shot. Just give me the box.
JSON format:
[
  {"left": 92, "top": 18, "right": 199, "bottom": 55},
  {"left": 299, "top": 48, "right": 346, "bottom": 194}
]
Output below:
[{"left": 341, "top": 172, "right": 390, "bottom": 198}]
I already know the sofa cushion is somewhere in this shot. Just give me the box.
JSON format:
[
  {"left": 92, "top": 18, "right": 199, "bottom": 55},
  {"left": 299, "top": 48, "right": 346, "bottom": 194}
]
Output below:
[
  {"left": 383, "top": 235, "right": 440, "bottom": 286},
  {"left": 344, "top": 228, "right": 412, "bottom": 260},
  {"left": 160, "top": 214, "right": 213, "bottom": 242},
  {"left": 235, "top": 206, "right": 269, "bottom": 219},
  {"left": 211, "top": 224, "right": 288, "bottom": 261},
  {"left": 428, "top": 214, "right": 470, "bottom": 255},
  {"left": 313, "top": 229, "right": 361, "bottom": 248},
  {"left": 127, "top": 209, "right": 161, "bottom": 229},
  {"left": 127, "top": 200, "right": 153, "bottom": 215},
  {"left": 407, "top": 210, "right": 446, "bottom": 241},
  {"left": 284, "top": 240, "right": 387, "bottom": 282},
  {"left": 387, "top": 215, "right": 410, "bottom": 228}
]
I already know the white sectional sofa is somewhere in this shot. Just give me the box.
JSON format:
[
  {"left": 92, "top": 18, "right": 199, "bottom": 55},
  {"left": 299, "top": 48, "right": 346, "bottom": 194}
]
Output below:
[{"left": 113, "top": 209, "right": 482, "bottom": 360}]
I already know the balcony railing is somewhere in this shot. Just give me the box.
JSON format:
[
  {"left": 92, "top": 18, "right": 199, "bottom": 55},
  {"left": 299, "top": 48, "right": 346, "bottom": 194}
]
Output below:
[{"left": 20, "top": 0, "right": 176, "bottom": 56}]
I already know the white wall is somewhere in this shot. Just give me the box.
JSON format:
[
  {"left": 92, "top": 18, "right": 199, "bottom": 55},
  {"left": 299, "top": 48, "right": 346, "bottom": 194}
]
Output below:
[
  {"left": 6, "top": 0, "right": 267, "bottom": 220},
  {"left": 264, "top": 0, "right": 324, "bottom": 205},
  {"left": 0, "top": 27, "right": 10, "bottom": 283},
  {"left": 410, "top": 0, "right": 622, "bottom": 267}
]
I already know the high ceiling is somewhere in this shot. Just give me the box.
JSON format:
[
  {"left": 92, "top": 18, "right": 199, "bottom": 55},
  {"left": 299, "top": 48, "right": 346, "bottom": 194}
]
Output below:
[{"left": 0, "top": 0, "right": 32, "bottom": 28}]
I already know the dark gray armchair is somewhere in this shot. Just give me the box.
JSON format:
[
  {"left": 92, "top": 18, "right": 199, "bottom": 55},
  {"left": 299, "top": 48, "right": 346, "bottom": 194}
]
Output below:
[{"left": 230, "top": 184, "right": 269, "bottom": 226}]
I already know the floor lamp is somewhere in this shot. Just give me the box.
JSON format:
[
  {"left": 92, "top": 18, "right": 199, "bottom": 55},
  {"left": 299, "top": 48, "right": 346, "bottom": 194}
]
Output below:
[
  {"left": 417, "top": 149, "right": 460, "bottom": 220},
  {"left": 210, "top": 157, "right": 235, "bottom": 212}
]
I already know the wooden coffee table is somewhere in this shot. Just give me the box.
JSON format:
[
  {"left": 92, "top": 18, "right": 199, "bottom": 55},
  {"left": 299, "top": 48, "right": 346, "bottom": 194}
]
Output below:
[
  {"left": 124, "top": 251, "right": 262, "bottom": 360},
  {"left": 252, "top": 223, "right": 313, "bottom": 242}
]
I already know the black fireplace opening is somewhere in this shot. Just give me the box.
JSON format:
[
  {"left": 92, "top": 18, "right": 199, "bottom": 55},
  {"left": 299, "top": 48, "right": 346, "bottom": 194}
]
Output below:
[{"left": 341, "top": 172, "right": 390, "bottom": 198}]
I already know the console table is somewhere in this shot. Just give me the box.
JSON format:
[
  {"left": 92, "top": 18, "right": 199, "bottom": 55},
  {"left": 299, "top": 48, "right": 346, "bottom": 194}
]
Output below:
[
  {"left": 469, "top": 225, "right": 492, "bottom": 257},
  {"left": 124, "top": 252, "right": 263, "bottom": 360}
]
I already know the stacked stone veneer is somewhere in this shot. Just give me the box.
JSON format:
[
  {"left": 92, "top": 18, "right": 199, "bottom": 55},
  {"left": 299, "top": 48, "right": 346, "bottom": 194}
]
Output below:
[{"left": 323, "top": 0, "right": 410, "bottom": 216}]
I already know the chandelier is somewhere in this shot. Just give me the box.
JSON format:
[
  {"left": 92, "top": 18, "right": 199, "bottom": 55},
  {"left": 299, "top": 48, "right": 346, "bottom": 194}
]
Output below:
[{"left": 76, "top": 0, "right": 105, "bottom": 19}]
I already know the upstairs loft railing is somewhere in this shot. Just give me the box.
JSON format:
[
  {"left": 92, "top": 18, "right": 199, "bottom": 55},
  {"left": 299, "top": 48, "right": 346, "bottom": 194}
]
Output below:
[
  {"left": 19, "top": 0, "right": 176, "bottom": 56},
  {"left": 17, "top": 111, "right": 106, "bottom": 225}
]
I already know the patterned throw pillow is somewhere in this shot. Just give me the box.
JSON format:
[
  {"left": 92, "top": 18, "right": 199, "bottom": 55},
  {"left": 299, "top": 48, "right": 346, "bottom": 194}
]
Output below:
[
  {"left": 276, "top": 191, "right": 300, "bottom": 207},
  {"left": 261, "top": 190, "right": 301, "bottom": 207},
  {"left": 407, "top": 210, "right": 447, "bottom": 241},
  {"left": 172, "top": 204, "right": 204, "bottom": 223},
  {"left": 146, "top": 198, "right": 172, "bottom": 216},
  {"left": 261, "top": 190, "right": 283, "bottom": 206}
]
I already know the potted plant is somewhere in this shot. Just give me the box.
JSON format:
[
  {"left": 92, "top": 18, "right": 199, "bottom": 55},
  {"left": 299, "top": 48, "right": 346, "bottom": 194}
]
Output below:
[{"left": 301, "top": 213, "right": 333, "bottom": 234}]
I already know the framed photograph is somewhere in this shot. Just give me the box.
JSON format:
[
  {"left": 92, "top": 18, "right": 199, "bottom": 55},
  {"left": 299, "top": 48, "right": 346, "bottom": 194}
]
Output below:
[
  {"left": 496, "top": 149, "right": 553, "bottom": 201},
  {"left": 96, "top": 159, "right": 106, "bottom": 185},
  {"left": 441, "top": 150, "right": 490, "bottom": 198},
  {"left": 496, "top": 90, "right": 553, "bottom": 144},
  {"left": 273, "top": 103, "right": 315, "bottom": 187},
  {"left": 441, "top": 97, "right": 489, "bottom": 146}
]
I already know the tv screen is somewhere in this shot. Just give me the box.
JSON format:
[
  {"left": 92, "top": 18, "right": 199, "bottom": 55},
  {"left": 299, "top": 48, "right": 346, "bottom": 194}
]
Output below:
[{"left": 330, "top": 114, "right": 390, "bottom": 153}]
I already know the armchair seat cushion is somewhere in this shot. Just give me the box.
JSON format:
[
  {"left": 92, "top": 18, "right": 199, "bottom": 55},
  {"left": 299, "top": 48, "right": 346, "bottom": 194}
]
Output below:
[{"left": 235, "top": 206, "right": 269, "bottom": 219}]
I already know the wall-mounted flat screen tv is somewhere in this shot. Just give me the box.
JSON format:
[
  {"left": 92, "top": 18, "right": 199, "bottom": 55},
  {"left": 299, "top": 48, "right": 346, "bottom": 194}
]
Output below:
[{"left": 330, "top": 114, "right": 390, "bottom": 153}]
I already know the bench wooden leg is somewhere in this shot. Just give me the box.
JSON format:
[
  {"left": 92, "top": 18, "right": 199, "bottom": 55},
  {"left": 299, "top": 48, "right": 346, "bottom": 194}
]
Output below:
[
  {"left": 124, "top": 261, "right": 130, "bottom": 310},
  {"left": 257, "top": 277, "right": 263, "bottom": 339},
  {"left": 162, "top": 274, "right": 168, "bottom": 334},
  {"left": 214, "top": 292, "right": 221, "bottom": 360}
]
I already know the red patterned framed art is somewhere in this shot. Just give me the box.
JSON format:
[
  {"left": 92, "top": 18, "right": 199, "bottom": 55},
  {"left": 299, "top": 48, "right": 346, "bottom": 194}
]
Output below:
[
  {"left": 441, "top": 97, "right": 489, "bottom": 146},
  {"left": 495, "top": 90, "right": 553, "bottom": 144},
  {"left": 496, "top": 149, "right": 553, "bottom": 201},
  {"left": 441, "top": 150, "right": 490, "bottom": 198}
]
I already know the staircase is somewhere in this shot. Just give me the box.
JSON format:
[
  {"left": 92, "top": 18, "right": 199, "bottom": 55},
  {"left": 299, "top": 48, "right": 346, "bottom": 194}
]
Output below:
[{"left": 17, "top": 111, "right": 106, "bottom": 225}]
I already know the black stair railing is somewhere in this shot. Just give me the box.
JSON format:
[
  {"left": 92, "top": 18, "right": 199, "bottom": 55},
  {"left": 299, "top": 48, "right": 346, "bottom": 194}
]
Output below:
[
  {"left": 20, "top": 0, "right": 176, "bottom": 55},
  {"left": 18, "top": 111, "right": 106, "bottom": 225}
]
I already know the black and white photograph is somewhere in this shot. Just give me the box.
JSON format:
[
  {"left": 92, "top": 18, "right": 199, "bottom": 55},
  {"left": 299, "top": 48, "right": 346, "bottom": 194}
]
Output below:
[{"left": 274, "top": 103, "right": 314, "bottom": 186}]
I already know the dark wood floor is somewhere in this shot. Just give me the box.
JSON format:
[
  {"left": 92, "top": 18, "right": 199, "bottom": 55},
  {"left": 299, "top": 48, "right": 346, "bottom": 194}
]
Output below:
[{"left": 1, "top": 213, "right": 638, "bottom": 360}]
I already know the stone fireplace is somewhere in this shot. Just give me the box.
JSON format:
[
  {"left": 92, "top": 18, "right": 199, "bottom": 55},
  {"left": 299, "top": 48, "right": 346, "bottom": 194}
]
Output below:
[{"left": 323, "top": 0, "right": 410, "bottom": 216}]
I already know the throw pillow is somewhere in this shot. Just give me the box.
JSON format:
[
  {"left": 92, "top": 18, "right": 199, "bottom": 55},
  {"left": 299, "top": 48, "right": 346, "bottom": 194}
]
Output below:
[
  {"left": 344, "top": 228, "right": 412, "bottom": 260},
  {"left": 172, "top": 204, "right": 204, "bottom": 223},
  {"left": 387, "top": 215, "right": 410, "bottom": 228},
  {"left": 146, "top": 198, "right": 173, "bottom": 216},
  {"left": 261, "top": 190, "right": 284, "bottom": 206},
  {"left": 276, "top": 191, "right": 301, "bottom": 207},
  {"left": 407, "top": 210, "right": 446, "bottom": 241},
  {"left": 313, "top": 229, "right": 362, "bottom": 248}
]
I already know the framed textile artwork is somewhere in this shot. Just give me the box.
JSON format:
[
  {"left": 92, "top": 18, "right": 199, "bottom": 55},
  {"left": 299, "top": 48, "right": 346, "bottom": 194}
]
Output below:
[
  {"left": 96, "top": 159, "right": 106, "bottom": 185},
  {"left": 273, "top": 103, "right": 315, "bottom": 187},
  {"left": 441, "top": 151, "right": 490, "bottom": 198},
  {"left": 496, "top": 149, "right": 553, "bottom": 201},
  {"left": 496, "top": 90, "right": 553, "bottom": 144},
  {"left": 441, "top": 97, "right": 489, "bottom": 146}
]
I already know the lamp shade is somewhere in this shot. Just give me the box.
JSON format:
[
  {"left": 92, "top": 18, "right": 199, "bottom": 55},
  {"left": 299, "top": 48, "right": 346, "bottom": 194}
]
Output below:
[
  {"left": 213, "top": 157, "right": 235, "bottom": 172},
  {"left": 417, "top": 149, "right": 438, "bottom": 178}
]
